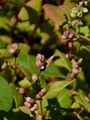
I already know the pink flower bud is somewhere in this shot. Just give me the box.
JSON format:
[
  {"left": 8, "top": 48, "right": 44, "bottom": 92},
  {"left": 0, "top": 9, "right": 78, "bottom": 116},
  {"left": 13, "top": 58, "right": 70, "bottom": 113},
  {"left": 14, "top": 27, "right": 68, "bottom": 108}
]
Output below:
[
  {"left": 24, "top": 101, "right": 31, "bottom": 108},
  {"left": 63, "top": 30, "right": 74, "bottom": 39},
  {"left": 8, "top": 48, "right": 15, "bottom": 54},
  {"left": 18, "top": 87, "right": 25, "bottom": 94},
  {"left": 36, "top": 53, "right": 42, "bottom": 60},
  {"left": 72, "top": 68, "right": 79, "bottom": 74},
  {"left": 25, "top": 97, "right": 31, "bottom": 103},
  {"left": 8, "top": 43, "right": 19, "bottom": 55},
  {"left": 35, "top": 60, "right": 42, "bottom": 67},
  {"left": 41, "top": 88, "right": 46, "bottom": 94}
]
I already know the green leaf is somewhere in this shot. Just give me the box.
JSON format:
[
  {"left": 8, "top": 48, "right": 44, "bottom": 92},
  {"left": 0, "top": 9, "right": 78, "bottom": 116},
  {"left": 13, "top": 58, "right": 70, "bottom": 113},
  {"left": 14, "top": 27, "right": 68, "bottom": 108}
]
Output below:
[
  {"left": 18, "top": 66, "right": 32, "bottom": 80},
  {"left": 19, "top": 43, "right": 30, "bottom": 53},
  {"left": 17, "top": 0, "right": 42, "bottom": 31},
  {"left": 10, "top": 84, "right": 23, "bottom": 107},
  {"left": 0, "top": 76, "right": 13, "bottom": 112},
  {"left": 19, "top": 78, "right": 31, "bottom": 88},
  {"left": 18, "top": 106, "right": 33, "bottom": 117},
  {"left": 17, "top": 53, "right": 39, "bottom": 75},
  {"left": 79, "top": 26, "right": 90, "bottom": 37},
  {"left": 54, "top": 50, "right": 72, "bottom": 71},
  {"left": 75, "top": 91, "right": 90, "bottom": 112},
  {"left": 43, "top": 0, "right": 76, "bottom": 29},
  {"left": 41, "top": 63, "right": 66, "bottom": 79},
  {"left": 0, "top": 49, "right": 11, "bottom": 59},
  {"left": 43, "top": 4, "right": 66, "bottom": 29},
  {"left": 29, "top": 55, "right": 40, "bottom": 74},
  {"left": 45, "top": 80, "right": 74, "bottom": 99},
  {"left": 0, "top": 17, "right": 12, "bottom": 31},
  {"left": 39, "top": 74, "right": 48, "bottom": 90},
  {"left": 57, "top": 89, "right": 72, "bottom": 108}
]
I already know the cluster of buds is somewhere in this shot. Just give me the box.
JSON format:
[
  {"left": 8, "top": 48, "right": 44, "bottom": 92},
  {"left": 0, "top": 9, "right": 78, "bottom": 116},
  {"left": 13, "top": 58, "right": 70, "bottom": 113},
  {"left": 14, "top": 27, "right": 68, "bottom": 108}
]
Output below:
[
  {"left": 36, "top": 88, "right": 46, "bottom": 100},
  {"left": 35, "top": 53, "right": 45, "bottom": 70},
  {"left": 71, "top": 0, "right": 88, "bottom": 18},
  {"left": 8, "top": 43, "right": 19, "bottom": 55},
  {"left": 61, "top": 29, "right": 74, "bottom": 45},
  {"left": 24, "top": 97, "right": 39, "bottom": 116},
  {"left": 69, "top": 59, "right": 81, "bottom": 79}
]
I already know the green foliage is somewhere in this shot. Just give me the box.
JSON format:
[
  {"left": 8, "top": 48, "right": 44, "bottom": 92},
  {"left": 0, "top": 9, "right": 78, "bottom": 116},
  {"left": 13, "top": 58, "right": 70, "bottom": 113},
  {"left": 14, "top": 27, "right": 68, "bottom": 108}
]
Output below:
[
  {"left": 0, "top": 76, "right": 13, "bottom": 112},
  {"left": 0, "top": 0, "right": 90, "bottom": 120}
]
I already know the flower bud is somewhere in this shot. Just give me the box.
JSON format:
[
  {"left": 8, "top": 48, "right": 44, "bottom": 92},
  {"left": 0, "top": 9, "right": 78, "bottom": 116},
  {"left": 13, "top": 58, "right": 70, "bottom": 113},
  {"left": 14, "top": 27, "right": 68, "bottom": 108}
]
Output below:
[
  {"left": 36, "top": 53, "right": 42, "bottom": 61},
  {"left": 35, "top": 60, "right": 42, "bottom": 67},
  {"left": 10, "top": 16, "right": 17, "bottom": 25},
  {"left": 25, "top": 97, "right": 32, "bottom": 103},
  {"left": 82, "top": 7, "right": 88, "bottom": 13},
  {"left": 30, "top": 103, "right": 38, "bottom": 112},
  {"left": 72, "top": 68, "right": 79, "bottom": 74},
  {"left": 8, "top": 43, "right": 19, "bottom": 55},
  {"left": 40, "top": 66, "right": 45, "bottom": 70},
  {"left": 79, "top": 1, "right": 83, "bottom": 6},
  {"left": 32, "top": 74, "right": 38, "bottom": 82},
  {"left": 41, "top": 88, "right": 46, "bottom": 94},
  {"left": 18, "top": 87, "right": 25, "bottom": 94},
  {"left": 24, "top": 101, "right": 31, "bottom": 108},
  {"left": 84, "top": 1, "right": 88, "bottom": 6}
]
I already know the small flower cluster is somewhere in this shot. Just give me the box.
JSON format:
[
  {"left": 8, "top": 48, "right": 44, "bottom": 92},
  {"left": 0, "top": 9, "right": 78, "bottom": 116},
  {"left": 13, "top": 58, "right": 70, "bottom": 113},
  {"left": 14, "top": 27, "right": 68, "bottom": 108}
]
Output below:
[
  {"left": 36, "top": 88, "right": 46, "bottom": 100},
  {"left": 69, "top": 59, "right": 81, "bottom": 79},
  {"left": 24, "top": 97, "right": 39, "bottom": 116},
  {"left": 62, "top": 29, "right": 74, "bottom": 39},
  {"left": 61, "top": 29, "right": 74, "bottom": 45},
  {"left": 8, "top": 43, "right": 19, "bottom": 55},
  {"left": 35, "top": 53, "right": 45, "bottom": 70},
  {"left": 71, "top": 0, "right": 88, "bottom": 18}
]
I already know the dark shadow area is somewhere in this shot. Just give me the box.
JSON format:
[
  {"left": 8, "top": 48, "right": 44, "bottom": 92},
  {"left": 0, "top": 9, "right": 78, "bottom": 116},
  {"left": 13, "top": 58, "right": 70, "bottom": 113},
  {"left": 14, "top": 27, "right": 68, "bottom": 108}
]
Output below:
[{"left": 47, "top": 98, "right": 79, "bottom": 120}]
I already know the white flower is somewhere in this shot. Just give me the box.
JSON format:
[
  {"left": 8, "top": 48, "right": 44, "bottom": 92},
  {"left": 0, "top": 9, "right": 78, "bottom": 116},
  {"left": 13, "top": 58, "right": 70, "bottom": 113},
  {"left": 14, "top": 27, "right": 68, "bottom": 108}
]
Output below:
[{"left": 82, "top": 7, "right": 88, "bottom": 13}]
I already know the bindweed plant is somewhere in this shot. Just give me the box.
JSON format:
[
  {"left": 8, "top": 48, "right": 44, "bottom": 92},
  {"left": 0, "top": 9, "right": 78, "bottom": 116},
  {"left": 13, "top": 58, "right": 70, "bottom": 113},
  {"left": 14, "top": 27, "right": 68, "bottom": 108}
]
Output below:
[{"left": 0, "top": 0, "right": 90, "bottom": 120}]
